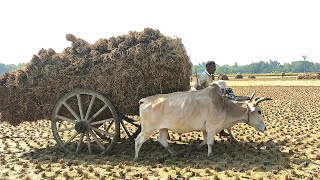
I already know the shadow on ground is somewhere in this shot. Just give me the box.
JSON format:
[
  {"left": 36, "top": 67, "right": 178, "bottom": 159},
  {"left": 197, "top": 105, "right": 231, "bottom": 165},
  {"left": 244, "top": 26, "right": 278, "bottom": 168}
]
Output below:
[{"left": 19, "top": 138, "right": 304, "bottom": 173}]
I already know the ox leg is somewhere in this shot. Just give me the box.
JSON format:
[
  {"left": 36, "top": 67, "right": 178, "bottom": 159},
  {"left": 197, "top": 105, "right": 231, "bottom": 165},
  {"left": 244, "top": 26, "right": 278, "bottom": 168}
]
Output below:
[
  {"left": 227, "top": 128, "right": 237, "bottom": 143},
  {"left": 199, "top": 131, "right": 207, "bottom": 146},
  {"left": 158, "top": 129, "right": 178, "bottom": 156},
  {"left": 134, "top": 131, "right": 152, "bottom": 159},
  {"left": 206, "top": 130, "right": 215, "bottom": 160}
]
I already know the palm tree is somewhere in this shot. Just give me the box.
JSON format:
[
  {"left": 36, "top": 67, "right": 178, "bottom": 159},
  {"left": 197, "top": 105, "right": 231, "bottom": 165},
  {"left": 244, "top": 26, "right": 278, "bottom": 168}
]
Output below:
[{"left": 302, "top": 55, "right": 307, "bottom": 73}]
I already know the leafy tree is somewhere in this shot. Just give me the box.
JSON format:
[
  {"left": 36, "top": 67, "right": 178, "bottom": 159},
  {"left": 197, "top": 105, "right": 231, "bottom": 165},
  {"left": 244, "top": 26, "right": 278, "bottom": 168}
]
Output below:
[{"left": 0, "top": 63, "right": 26, "bottom": 75}]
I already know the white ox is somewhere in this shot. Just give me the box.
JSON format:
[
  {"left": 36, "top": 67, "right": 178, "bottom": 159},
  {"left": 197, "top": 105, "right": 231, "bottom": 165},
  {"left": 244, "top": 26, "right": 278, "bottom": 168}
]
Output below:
[{"left": 134, "top": 83, "right": 271, "bottom": 159}]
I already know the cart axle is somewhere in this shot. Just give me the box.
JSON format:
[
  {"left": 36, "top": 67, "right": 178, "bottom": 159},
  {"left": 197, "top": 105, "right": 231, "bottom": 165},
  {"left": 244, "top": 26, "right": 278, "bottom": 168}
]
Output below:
[{"left": 75, "top": 120, "right": 88, "bottom": 133}]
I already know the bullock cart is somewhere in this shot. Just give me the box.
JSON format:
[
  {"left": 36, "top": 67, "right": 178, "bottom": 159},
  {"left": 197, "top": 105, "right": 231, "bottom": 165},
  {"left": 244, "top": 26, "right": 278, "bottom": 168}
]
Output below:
[{"left": 51, "top": 86, "right": 250, "bottom": 155}]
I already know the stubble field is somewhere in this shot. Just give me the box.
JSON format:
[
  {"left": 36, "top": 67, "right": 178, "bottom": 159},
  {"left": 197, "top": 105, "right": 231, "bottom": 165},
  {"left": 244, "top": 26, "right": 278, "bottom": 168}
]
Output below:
[{"left": 0, "top": 78, "right": 320, "bottom": 179}]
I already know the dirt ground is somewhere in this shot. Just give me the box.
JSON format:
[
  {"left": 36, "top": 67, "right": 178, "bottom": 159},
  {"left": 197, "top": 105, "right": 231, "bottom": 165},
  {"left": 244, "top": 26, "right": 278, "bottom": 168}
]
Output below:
[{"left": 1, "top": 79, "right": 320, "bottom": 179}]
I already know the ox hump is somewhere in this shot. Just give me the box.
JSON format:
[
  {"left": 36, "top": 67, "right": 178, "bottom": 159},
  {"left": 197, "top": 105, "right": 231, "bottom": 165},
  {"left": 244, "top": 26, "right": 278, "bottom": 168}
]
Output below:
[{"left": 139, "top": 95, "right": 166, "bottom": 108}]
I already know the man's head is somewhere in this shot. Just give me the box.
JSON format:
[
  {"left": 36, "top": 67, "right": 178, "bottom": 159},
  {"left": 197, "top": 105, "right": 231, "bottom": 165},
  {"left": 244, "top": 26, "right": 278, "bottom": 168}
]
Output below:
[{"left": 206, "top": 61, "right": 216, "bottom": 74}]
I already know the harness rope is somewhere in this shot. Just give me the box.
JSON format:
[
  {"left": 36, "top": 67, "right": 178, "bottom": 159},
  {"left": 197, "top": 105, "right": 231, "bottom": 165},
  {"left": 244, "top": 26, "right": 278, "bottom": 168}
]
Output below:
[{"left": 246, "top": 105, "right": 250, "bottom": 124}]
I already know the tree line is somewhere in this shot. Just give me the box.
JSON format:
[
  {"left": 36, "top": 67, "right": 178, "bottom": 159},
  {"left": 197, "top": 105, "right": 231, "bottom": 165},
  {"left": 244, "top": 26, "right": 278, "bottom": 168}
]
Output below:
[
  {"left": 193, "top": 60, "right": 320, "bottom": 75},
  {"left": 0, "top": 63, "right": 26, "bottom": 75}
]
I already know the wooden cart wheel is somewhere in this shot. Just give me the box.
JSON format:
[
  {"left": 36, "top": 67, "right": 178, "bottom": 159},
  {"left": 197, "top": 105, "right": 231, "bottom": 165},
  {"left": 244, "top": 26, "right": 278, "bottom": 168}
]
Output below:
[{"left": 51, "top": 89, "right": 120, "bottom": 155}]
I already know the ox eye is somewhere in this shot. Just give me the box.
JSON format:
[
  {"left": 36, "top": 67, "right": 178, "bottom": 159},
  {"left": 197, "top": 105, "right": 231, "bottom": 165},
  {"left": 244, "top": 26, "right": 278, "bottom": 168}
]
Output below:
[{"left": 258, "top": 110, "right": 262, "bottom": 114}]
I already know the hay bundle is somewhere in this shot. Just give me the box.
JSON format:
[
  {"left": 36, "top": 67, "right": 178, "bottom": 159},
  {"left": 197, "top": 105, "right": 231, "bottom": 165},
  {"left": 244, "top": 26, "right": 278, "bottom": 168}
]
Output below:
[
  {"left": 0, "top": 28, "right": 192, "bottom": 126},
  {"left": 218, "top": 74, "right": 229, "bottom": 80},
  {"left": 248, "top": 74, "right": 256, "bottom": 79},
  {"left": 297, "top": 73, "right": 320, "bottom": 80},
  {"left": 235, "top": 74, "right": 243, "bottom": 79}
]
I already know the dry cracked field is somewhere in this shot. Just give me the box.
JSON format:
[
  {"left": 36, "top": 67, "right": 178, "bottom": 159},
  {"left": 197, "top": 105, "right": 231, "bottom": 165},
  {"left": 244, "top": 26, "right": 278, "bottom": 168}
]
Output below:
[{"left": 1, "top": 81, "right": 320, "bottom": 179}]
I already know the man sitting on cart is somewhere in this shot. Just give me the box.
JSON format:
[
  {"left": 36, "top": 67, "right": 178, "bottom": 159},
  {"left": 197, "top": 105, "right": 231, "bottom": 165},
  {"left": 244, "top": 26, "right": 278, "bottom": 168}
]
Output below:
[{"left": 194, "top": 61, "right": 233, "bottom": 137}]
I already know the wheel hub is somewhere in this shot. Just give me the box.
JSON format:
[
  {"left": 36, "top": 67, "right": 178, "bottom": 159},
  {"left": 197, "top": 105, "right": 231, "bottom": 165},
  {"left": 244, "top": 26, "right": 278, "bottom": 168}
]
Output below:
[{"left": 75, "top": 120, "right": 88, "bottom": 133}]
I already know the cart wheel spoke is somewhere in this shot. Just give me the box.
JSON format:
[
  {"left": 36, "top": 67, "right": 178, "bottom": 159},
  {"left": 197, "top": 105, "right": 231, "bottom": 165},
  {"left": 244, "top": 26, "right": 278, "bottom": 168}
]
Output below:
[
  {"left": 89, "top": 130, "right": 106, "bottom": 152},
  {"left": 130, "top": 125, "right": 141, "bottom": 141},
  {"left": 91, "top": 127, "right": 115, "bottom": 138},
  {"left": 76, "top": 133, "right": 85, "bottom": 153},
  {"left": 90, "top": 118, "right": 114, "bottom": 125},
  {"left": 86, "top": 132, "right": 92, "bottom": 155},
  {"left": 106, "top": 121, "right": 114, "bottom": 132},
  {"left": 121, "top": 120, "right": 132, "bottom": 138},
  {"left": 63, "top": 101, "right": 81, "bottom": 120},
  {"left": 85, "top": 95, "right": 96, "bottom": 120},
  {"left": 123, "top": 118, "right": 140, "bottom": 128},
  {"left": 77, "top": 94, "right": 84, "bottom": 119},
  {"left": 88, "top": 104, "right": 108, "bottom": 122},
  {"left": 62, "top": 132, "right": 79, "bottom": 147}
]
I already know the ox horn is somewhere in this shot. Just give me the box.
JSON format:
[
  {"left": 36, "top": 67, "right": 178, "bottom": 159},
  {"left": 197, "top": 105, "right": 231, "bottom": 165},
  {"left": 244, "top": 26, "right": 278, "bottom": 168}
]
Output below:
[
  {"left": 254, "top": 97, "right": 272, "bottom": 105},
  {"left": 249, "top": 91, "right": 256, "bottom": 101}
]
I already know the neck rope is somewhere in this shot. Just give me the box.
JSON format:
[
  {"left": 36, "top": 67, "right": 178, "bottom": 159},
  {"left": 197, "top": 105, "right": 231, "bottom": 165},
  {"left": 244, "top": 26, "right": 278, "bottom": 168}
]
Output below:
[{"left": 246, "top": 105, "right": 250, "bottom": 124}]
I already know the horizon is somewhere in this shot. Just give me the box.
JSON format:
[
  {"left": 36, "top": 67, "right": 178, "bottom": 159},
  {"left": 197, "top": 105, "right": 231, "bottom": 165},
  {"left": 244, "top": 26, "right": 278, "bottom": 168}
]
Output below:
[
  {"left": 1, "top": 0, "right": 320, "bottom": 66},
  {"left": 0, "top": 55, "right": 318, "bottom": 67},
  {"left": 1, "top": 59, "right": 318, "bottom": 68}
]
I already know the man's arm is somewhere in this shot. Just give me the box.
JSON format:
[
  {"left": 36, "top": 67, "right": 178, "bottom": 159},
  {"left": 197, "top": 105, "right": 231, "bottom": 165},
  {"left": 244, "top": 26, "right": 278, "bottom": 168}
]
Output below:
[{"left": 195, "top": 72, "right": 207, "bottom": 90}]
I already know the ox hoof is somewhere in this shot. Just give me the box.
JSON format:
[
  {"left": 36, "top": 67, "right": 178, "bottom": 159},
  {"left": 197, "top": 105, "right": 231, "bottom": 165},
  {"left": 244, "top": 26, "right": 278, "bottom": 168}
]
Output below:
[{"left": 133, "top": 153, "right": 139, "bottom": 161}]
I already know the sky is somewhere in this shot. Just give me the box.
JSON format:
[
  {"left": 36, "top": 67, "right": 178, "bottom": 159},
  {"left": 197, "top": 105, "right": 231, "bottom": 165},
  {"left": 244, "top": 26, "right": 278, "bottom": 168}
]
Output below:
[{"left": 0, "top": 0, "right": 319, "bottom": 66}]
